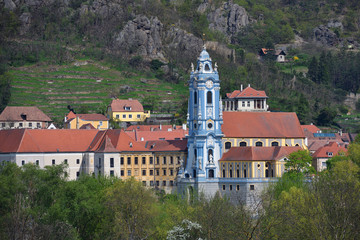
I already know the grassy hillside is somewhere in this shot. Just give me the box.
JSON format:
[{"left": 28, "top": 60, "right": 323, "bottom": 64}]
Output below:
[{"left": 8, "top": 59, "right": 188, "bottom": 124}]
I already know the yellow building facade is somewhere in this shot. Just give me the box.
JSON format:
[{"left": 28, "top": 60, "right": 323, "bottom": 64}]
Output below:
[{"left": 108, "top": 99, "right": 150, "bottom": 122}]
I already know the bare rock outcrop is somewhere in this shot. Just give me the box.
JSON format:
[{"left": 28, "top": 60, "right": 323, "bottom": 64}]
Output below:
[
  {"left": 207, "top": 1, "right": 250, "bottom": 38},
  {"left": 313, "top": 25, "right": 339, "bottom": 47},
  {"left": 113, "top": 15, "right": 165, "bottom": 60}
]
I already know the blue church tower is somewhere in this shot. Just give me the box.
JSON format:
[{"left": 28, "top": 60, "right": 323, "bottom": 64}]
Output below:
[{"left": 179, "top": 46, "right": 223, "bottom": 195}]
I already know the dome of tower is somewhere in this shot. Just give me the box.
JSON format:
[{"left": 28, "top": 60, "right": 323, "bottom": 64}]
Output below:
[{"left": 198, "top": 46, "right": 211, "bottom": 61}]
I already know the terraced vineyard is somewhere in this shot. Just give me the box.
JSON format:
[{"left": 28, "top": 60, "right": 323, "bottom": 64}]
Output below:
[{"left": 8, "top": 60, "right": 188, "bottom": 122}]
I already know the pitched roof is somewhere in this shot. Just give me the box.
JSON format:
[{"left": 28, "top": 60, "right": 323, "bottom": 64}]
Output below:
[
  {"left": 110, "top": 99, "right": 144, "bottom": 112},
  {"left": 312, "top": 142, "right": 347, "bottom": 158},
  {"left": 98, "top": 130, "right": 149, "bottom": 152},
  {"left": 226, "top": 86, "right": 267, "bottom": 99},
  {"left": 222, "top": 112, "right": 305, "bottom": 138},
  {"left": 126, "top": 124, "right": 184, "bottom": 131},
  {"left": 126, "top": 129, "right": 187, "bottom": 142},
  {"left": 145, "top": 139, "right": 187, "bottom": 152},
  {"left": 0, "top": 106, "right": 52, "bottom": 122},
  {"left": 0, "top": 129, "right": 99, "bottom": 153},
  {"left": 301, "top": 124, "right": 321, "bottom": 134},
  {"left": 66, "top": 111, "right": 108, "bottom": 122},
  {"left": 219, "top": 146, "right": 302, "bottom": 161},
  {"left": 79, "top": 123, "right": 96, "bottom": 129},
  {"left": 95, "top": 135, "right": 120, "bottom": 153}
]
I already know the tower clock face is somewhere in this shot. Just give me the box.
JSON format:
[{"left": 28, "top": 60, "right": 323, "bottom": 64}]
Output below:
[{"left": 205, "top": 80, "right": 213, "bottom": 88}]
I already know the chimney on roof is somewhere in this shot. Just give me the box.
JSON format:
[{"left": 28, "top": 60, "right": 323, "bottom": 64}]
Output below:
[
  {"left": 240, "top": 84, "right": 243, "bottom": 91},
  {"left": 248, "top": 84, "right": 250, "bottom": 87},
  {"left": 182, "top": 123, "right": 187, "bottom": 131},
  {"left": 159, "top": 124, "right": 162, "bottom": 130},
  {"left": 129, "top": 142, "right": 133, "bottom": 148},
  {"left": 339, "top": 129, "right": 343, "bottom": 136}
]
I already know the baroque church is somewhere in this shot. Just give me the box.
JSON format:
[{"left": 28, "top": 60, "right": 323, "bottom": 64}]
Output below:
[{"left": 177, "top": 47, "right": 305, "bottom": 203}]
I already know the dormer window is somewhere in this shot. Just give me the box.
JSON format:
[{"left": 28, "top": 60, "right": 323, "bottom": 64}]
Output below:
[
  {"left": 21, "top": 114, "right": 27, "bottom": 120},
  {"left": 124, "top": 106, "right": 131, "bottom": 111},
  {"left": 327, "top": 152, "right": 333, "bottom": 157}
]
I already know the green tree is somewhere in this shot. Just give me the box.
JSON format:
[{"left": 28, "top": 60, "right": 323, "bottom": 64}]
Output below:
[
  {"left": 102, "top": 178, "right": 158, "bottom": 239},
  {"left": 285, "top": 149, "right": 314, "bottom": 174},
  {"left": 307, "top": 56, "right": 318, "bottom": 83}
]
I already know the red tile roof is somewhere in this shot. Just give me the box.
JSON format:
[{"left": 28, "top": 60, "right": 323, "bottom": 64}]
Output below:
[
  {"left": 95, "top": 135, "right": 120, "bottom": 153},
  {"left": 0, "top": 106, "right": 52, "bottom": 122},
  {"left": 312, "top": 142, "right": 347, "bottom": 158},
  {"left": 98, "top": 130, "right": 149, "bottom": 152},
  {"left": 79, "top": 123, "right": 96, "bottom": 129},
  {"left": 126, "top": 129, "right": 187, "bottom": 142},
  {"left": 222, "top": 112, "right": 305, "bottom": 138},
  {"left": 219, "top": 146, "right": 302, "bottom": 161},
  {"left": 110, "top": 99, "right": 144, "bottom": 112},
  {"left": 66, "top": 111, "right": 108, "bottom": 122},
  {"left": 0, "top": 129, "right": 99, "bottom": 153},
  {"left": 145, "top": 139, "right": 187, "bottom": 152},
  {"left": 126, "top": 124, "right": 184, "bottom": 131},
  {"left": 226, "top": 87, "right": 267, "bottom": 99},
  {"left": 301, "top": 124, "right": 321, "bottom": 134}
]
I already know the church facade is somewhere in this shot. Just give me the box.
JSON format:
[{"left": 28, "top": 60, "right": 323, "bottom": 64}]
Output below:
[{"left": 177, "top": 47, "right": 305, "bottom": 203}]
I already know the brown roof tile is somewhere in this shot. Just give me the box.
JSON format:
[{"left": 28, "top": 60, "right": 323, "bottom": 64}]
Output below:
[
  {"left": 0, "top": 107, "right": 52, "bottom": 122},
  {"left": 110, "top": 99, "right": 144, "bottom": 112},
  {"left": 222, "top": 112, "right": 305, "bottom": 138}
]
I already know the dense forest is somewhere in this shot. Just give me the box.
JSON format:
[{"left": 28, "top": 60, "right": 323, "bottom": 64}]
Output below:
[
  {"left": 1, "top": 139, "right": 360, "bottom": 239},
  {"left": 1, "top": 0, "right": 360, "bottom": 130}
]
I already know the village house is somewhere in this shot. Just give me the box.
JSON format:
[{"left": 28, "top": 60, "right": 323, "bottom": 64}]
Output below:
[
  {"left": 223, "top": 85, "right": 269, "bottom": 112},
  {"left": 0, "top": 106, "right": 52, "bottom": 130},
  {"left": 107, "top": 99, "right": 150, "bottom": 124},
  {"left": 258, "top": 48, "right": 286, "bottom": 62},
  {"left": 64, "top": 111, "right": 109, "bottom": 130},
  {"left": 312, "top": 141, "right": 347, "bottom": 172}
]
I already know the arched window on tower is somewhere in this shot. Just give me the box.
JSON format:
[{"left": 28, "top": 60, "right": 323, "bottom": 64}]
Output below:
[
  {"left": 271, "top": 141, "right": 279, "bottom": 146},
  {"left": 207, "top": 91, "right": 212, "bottom": 104},
  {"left": 194, "top": 91, "right": 197, "bottom": 104},
  {"left": 205, "top": 64, "right": 210, "bottom": 71},
  {"left": 225, "top": 142, "right": 231, "bottom": 150},
  {"left": 239, "top": 141, "right": 247, "bottom": 147},
  {"left": 255, "top": 141, "right": 263, "bottom": 147}
]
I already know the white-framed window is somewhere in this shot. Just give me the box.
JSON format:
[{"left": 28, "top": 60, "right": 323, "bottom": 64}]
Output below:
[
  {"left": 116, "top": 114, "right": 119, "bottom": 119},
  {"left": 99, "top": 121, "right": 103, "bottom": 126},
  {"left": 123, "top": 114, "right": 126, "bottom": 118},
  {"left": 242, "top": 101, "right": 245, "bottom": 107},
  {"left": 127, "top": 170, "right": 131, "bottom": 176},
  {"left": 137, "top": 114, "right": 141, "bottom": 119},
  {"left": 125, "top": 106, "right": 131, "bottom": 111},
  {"left": 247, "top": 101, "right": 250, "bottom": 107},
  {"left": 129, "top": 114, "right": 132, "bottom": 118}
]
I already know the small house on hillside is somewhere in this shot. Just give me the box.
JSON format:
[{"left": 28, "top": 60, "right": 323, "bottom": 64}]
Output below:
[{"left": 259, "top": 48, "right": 286, "bottom": 62}]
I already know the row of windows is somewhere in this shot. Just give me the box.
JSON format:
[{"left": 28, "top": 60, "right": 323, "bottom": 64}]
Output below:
[
  {"left": 221, "top": 184, "right": 255, "bottom": 191},
  {"left": 143, "top": 180, "right": 175, "bottom": 187},
  {"left": 21, "top": 158, "right": 81, "bottom": 166},
  {"left": 2, "top": 122, "right": 42, "bottom": 128},
  {"left": 120, "top": 168, "right": 175, "bottom": 176},
  {"left": 120, "top": 156, "right": 181, "bottom": 165},
  {"left": 116, "top": 114, "right": 141, "bottom": 119},
  {"left": 193, "top": 91, "right": 213, "bottom": 105},
  {"left": 224, "top": 141, "right": 283, "bottom": 149}
]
